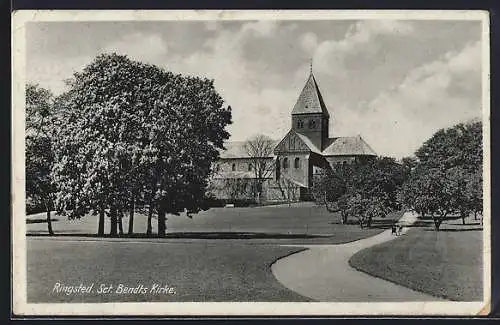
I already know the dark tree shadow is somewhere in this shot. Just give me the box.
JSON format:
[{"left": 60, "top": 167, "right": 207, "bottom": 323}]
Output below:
[
  {"left": 26, "top": 232, "right": 328, "bottom": 240},
  {"left": 26, "top": 218, "right": 60, "bottom": 224},
  {"left": 423, "top": 228, "right": 483, "bottom": 232}
]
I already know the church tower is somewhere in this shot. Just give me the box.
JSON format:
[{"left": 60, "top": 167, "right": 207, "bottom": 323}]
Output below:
[{"left": 291, "top": 68, "right": 330, "bottom": 150}]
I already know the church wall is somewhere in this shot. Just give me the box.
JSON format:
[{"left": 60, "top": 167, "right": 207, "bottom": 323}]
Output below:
[
  {"left": 207, "top": 177, "right": 300, "bottom": 202},
  {"left": 214, "top": 158, "right": 255, "bottom": 174},
  {"left": 277, "top": 153, "right": 309, "bottom": 187}
]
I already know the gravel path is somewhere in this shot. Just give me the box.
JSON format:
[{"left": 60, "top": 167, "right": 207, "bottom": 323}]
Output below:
[{"left": 271, "top": 212, "right": 447, "bottom": 302}]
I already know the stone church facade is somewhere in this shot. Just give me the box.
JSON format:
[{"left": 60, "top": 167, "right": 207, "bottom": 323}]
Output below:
[{"left": 210, "top": 70, "right": 377, "bottom": 202}]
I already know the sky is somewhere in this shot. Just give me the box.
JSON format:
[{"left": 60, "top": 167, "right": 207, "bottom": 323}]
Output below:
[{"left": 26, "top": 19, "right": 484, "bottom": 159}]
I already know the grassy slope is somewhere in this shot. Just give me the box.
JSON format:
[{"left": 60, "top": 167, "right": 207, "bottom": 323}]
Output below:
[
  {"left": 348, "top": 217, "right": 483, "bottom": 301},
  {"left": 27, "top": 240, "right": 312, "bottom": 303}
]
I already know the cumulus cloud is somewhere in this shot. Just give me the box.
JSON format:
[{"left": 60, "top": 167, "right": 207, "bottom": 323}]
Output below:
[
  {"left": 334, "top": 40, "right": 482, "bottom": 158},
  {"left": 204, "top": 20, "right": 218, "bottom": 31},
  {"left": 27, "top": 32, "right": 170, "bottom": 95},
  {"left": 27, "top": 54, "right": 93, "bottom": 95},
  {"left": 299, "top": 32, "right": 318, "bottom": 55},
  {"left": 241, "top": 20, "right": 278, "bottom": 37},
  {"left": 164, "top": 21, "right": 294, "bottom": 142},
  {"left": 313, "top": 20, "right": 414, "bottom": 77},
  {"left": 26, "top": 20, "right": 483, "bottom": 158},
  {"left": 102, "top": 32, "right": 168, "bottom": 63}
]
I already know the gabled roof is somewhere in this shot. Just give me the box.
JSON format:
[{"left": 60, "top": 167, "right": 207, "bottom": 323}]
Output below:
[
  {"left": 322, "top": 135, "right": 377, "bottom": 156},
  {"left": 291, "top": 72, "right": 330, "bottom": 117},
  {"left": 274, "top": 130, "right": 321, "bottom": 155},
  {"left": 294, "top": 132, "right": 322, "bottom": 154},
  {"left": 219, "top": 140, "right": 278, "bottom": 159}
]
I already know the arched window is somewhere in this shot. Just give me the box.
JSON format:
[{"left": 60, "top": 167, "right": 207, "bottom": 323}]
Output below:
[
  {"left": 232, "top": 163, "right": 236, "bottom": 171},
  {"left": 248, "top": 163, "right": 252, "bottom": 171},
  {"left": 297, "top": 120, "right": 304, "bottom": 129},
  {"left": 294, "top": 157, "right": 300, "bottom": 169},
  {"left": 283, "top": 157, "right": 289, "bottom": 169}
]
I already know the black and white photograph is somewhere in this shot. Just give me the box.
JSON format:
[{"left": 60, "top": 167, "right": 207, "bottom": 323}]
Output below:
[{"left": 11, "top": 10, "right": 490, "bottom": 316}]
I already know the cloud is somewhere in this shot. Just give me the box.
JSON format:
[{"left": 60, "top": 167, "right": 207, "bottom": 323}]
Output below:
[
  {"left": 241, "top": 20, "right": 278, "bottom": 37},
  {"left": 27, "top": 32, "right": 170, "bottom": 95},
  {"left": 27, "top": 54, "right": 93, "bottom": 95},
  {"left": 102, "top": 32, "right": 168, "bottom": 63},
  {"left": 313, "top": 20, "right": 414, "bottom": 77},
  {"left": 26, "top": 20, "right": 482, "bottom": 159},
  {"left": 334, "top": 40, "right": 482, "bottom": 158},
  {"left": 299, "top": 32, "right": 318, "bottom": 55},
  {"left": 162, "top": 21, "right": 295, "bottom": 142},
  {"left": 204, "top": 20, "right": 218, "bottom": 31}
]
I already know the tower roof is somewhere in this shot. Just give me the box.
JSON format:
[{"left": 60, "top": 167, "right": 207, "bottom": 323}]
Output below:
[{"left": 291, "top": 72, "right": 330, "bottom": 117}]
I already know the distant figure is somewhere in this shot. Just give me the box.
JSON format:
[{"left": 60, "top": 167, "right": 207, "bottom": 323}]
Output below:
[
  {"left": 391, "top": 224, "right": 397, "bottom": 236},
  {"left": 397, "top": 225, "right": 403, "bottom": 236}
]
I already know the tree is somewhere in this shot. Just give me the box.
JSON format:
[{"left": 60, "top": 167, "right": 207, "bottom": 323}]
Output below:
[
  {"left": 25, "top": 83, "right": 56, "bottom": 235},
  {"left": 399, "top": 166, "right": 456, "bottom": 230},
  {"left": 52, "top": 53, "right": 232, "bottom": 237},
  {"left": 311, "top": 170, "right": 347, "bottom": 222},
  {"left": 416, "top": 120, "right": 482, "bottom": 172},
  {"left": 400, "top": 121, "right": 483, "bottom": 230},
  {"left": 344, "top": 157, "right": 405, "bottom": 228},
  {"left": 220, "top": 178, "right": 252, "bottom": 201},
  {"left": 312, "top": 157, "right": 404, "bottom": 227},
  {"left": 243, "top": 135, "right": 276, "bottom": 203},
  {"left": 276, "top": 176, "right": 300, "bottom": 205}
]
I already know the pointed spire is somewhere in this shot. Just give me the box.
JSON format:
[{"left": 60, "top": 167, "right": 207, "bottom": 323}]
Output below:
[
  {"left": 309, "top": 57, "right": 313, "bottom": 75},
  {"left": 291, "top": 66, "right": 329, "bottom": 117}
]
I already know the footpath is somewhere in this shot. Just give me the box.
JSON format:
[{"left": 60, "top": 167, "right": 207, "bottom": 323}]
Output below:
[{"left": 271, "top": 212, "right": 446, "bottom": 302}]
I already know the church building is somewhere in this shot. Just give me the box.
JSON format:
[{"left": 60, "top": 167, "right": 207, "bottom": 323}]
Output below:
[{"left": 211, "top": 68, "right": 377, "bottom": 202}]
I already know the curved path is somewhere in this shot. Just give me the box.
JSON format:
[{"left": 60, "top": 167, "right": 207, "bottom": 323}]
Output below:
[{"left": 271, "top": 212, "right": 446, "bottom": 302}]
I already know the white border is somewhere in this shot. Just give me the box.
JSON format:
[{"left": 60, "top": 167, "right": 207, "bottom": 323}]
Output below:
[{"left": 11, "top": 9, "right": 491, "bottom": 316}]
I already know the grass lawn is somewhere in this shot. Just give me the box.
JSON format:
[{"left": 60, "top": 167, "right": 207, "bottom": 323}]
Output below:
[
  {"left": 26, "top": 203, "right": 401, "bottom": 244},
  {"left": 25, "top": 204, "right": 405, "bottom": 302},
  {"left": 27, "top": 239, "right": 312, "bottom": 303},
  {"left": 348, "top": 216, "right": 483, "bottom": 301}
]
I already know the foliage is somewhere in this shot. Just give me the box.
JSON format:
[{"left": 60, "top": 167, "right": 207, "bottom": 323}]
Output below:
[
  {"left": 25, "top": 83, "right": 56, "bottom": 234},
  {"left": 221, "top": 178, "right": 253, "bottom": 201},
  {"left": 50, "top": 53, "right": 232, "bottom": 236},
  {"left": 400, "top": 121, "right": 483, "bottom": 230},
  {"left": 312, "top": 157, "right": 404, "bottom": 227}
]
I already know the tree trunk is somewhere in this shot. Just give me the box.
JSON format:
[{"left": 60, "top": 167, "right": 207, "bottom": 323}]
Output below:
[
  {"left": 474, "top": 211, "right": 478, "bottom": 220},
  {"left": 118, "top": 210, "right": 124, "bottom": 236},
  {"left": 158, "top": 208, "right": 166, "bottom": 237},
  {"left": 46, "top": 210, "right": 54, "bottom": 236},
  {"left": 128, "top": 198, "right": 135, "bottom": 235},
  {"left": 147, "top": 203, "right": 153, "bottom": 236},
  {"left": 110, "top": 207, "right": 118, "bottom": 237},
  {"left": 461, "top": 212, "right": 466, "bottom": 225},
  {"left": 366, "top": 216, "right": 372, "bottom": 228},
  {"left": 433, "top": 215, "right": 444, "bottom": 231},
  {"left": 341, "top": 212, "right": 348, "bottom": 224},
  {"left": 98, "top": 207, "right": 105, "bottom": 236}
]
